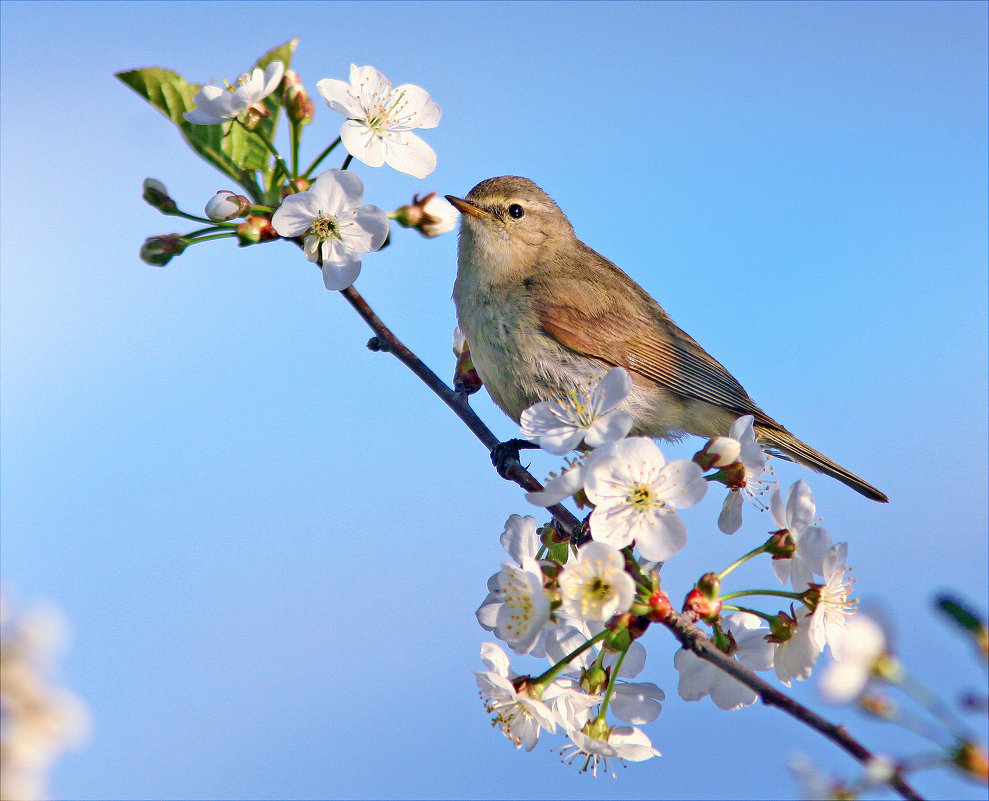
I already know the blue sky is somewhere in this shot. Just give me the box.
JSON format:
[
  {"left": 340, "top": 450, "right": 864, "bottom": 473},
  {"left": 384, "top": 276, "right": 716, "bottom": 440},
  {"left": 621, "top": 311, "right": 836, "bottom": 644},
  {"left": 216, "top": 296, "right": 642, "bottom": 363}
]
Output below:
[{"left": 1, "top": 2, "right": 986, "bottom": 799}]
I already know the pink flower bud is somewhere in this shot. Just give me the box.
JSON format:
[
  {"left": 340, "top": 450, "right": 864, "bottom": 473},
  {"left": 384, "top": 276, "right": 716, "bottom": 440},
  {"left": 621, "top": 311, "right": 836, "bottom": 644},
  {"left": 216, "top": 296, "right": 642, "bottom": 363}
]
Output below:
[{"left": 235, "top": 216, "right": 277, "bottom": 245}]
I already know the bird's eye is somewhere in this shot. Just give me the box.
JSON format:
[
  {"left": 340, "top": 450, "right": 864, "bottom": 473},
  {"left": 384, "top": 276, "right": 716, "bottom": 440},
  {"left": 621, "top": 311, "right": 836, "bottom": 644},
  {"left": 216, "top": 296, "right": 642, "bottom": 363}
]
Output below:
[{"left": 508, "top": 204, "right": 524, "bottom": 219}]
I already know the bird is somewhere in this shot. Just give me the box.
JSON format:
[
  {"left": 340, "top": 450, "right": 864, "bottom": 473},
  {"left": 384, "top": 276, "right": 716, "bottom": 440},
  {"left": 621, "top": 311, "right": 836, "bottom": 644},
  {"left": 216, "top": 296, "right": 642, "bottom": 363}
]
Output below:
[{"left": 445, "top": 175, "right": 888, "bottom": 503}]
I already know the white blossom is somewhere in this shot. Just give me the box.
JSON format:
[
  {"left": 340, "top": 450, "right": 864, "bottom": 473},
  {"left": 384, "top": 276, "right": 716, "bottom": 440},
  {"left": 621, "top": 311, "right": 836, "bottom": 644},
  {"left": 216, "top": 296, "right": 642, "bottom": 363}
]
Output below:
[
  {"left": 520, "top": 368, "right": 634, "bottom": 455},
  {"left": 271, "top": 169, "right": 389, "bottom": 290},
  {"left": 717, "top": 415, "right": 774, "bottom": 534},
  {"left": 316, "top": 65, "right": 441, "bottom": 178},
  {"left": 558, "top": 541, "right": 634, "bottom": 623},
  {"left": 806, "top": 543, "right": 855, "bottom": 654},
  {"left": 584, "top": 437, "right": 706, "bottom": 561},
  {"left": 673, "top": 612, "right": 773, "bottom": 710},
  {"left": 184, "top": 61, "right": 284, "bottom": 125},
  {"left": 770, "top": 481, "right": 833, "bottom": 588},
  {"left": 474, "top": 643, "right": 557, "bottom": 751},
  {"left": 819, "top": 615, "right": 889, "bottom": 702},
  {"left": 559, "top": 726, "right": 660, "bottom": 777},
  {"left": 475, "top": 556, "right": 551, "bottom": 655}
]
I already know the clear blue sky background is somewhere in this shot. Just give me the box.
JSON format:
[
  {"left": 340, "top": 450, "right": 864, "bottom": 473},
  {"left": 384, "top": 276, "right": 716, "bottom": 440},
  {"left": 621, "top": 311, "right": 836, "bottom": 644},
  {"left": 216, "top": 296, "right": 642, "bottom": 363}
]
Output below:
[{"left": 2, "top": 2, "right": 986, "bottom": 799}]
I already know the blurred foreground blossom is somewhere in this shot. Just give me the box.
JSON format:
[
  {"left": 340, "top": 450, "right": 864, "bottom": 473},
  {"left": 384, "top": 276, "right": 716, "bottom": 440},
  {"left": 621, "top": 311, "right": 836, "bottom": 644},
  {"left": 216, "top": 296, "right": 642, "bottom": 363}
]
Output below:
[{"left": 0, "top": 590, "right": 89, "bottom": 801}]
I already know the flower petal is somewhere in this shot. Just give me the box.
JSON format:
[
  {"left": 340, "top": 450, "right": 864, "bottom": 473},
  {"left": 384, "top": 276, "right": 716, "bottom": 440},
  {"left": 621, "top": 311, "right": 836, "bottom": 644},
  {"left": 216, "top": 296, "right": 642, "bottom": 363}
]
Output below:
[
  {"left": 383, "top": 130, "right": 437, "bottom": 178},
  {"left": 315, "top": 77, "right": 364, "bottom": 118}
]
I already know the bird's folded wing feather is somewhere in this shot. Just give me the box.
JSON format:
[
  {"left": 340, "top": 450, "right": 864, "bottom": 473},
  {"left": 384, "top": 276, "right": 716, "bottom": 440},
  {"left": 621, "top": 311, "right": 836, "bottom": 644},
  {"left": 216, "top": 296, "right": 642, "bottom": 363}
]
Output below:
[{"left": 532, "top": 256, "right": 777, "bottom": 427}]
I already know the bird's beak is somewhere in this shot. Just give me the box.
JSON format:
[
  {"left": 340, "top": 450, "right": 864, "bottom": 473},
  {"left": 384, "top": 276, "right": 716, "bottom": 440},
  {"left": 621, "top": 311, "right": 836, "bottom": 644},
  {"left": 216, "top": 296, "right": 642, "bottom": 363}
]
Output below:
[{"left": 445, "top": 195, "right": 494, "bottom": 220}]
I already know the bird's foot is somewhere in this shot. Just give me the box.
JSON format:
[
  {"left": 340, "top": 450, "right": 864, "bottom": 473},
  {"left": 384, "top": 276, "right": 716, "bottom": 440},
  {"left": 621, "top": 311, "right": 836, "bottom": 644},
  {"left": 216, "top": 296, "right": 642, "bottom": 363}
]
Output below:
[{"left": 491, "top": 438, "right": 539, "bottom": 479}]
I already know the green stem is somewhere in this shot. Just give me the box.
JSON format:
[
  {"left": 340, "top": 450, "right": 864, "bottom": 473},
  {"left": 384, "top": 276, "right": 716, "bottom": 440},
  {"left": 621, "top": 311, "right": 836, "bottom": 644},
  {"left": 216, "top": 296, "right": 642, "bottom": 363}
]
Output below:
[
  {"left": 249, "top": 204, "right": 276, "bottom": 215},
  {"left": 719, "top": 588, "right": 807, "bottom": 606},
  {"left": 341, "top": 153, "right": 353, "bottom": 171},
  {"left": 302, "top": 137, "right": 341, "bottom": 178},
  {"left": 718, "top": 539, "right": 772, "bottom": 580},
  {"left": 247, "top": 124, "right": 291, "bottom": 187},
  {"left": 289, "top": 120, "right": 301, "bottom": 180},
  {"left": 532, "top": 631, "right": 608, "bottom": 687},
  {"left": 596, "top": 647, "right": 628, "bottom": 721},
  {"left": 185, "top": 232, "right": 237, "bottom": 245},
  {"left": 185, "top": 225, "right": 232, "bottom": 238},
  {"left": 723, "top": 604, "right": 775, "bottom": 623}
]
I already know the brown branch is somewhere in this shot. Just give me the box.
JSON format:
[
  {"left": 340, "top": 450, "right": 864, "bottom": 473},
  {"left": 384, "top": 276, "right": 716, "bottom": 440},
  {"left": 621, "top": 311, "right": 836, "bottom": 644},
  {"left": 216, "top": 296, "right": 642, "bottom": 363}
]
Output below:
[
  {"left": 338, "top": 285, "right": 581, "bottom": 539},
  {"left": 338, "top": 282, "right": 923, "bottom": 801},
  {"left": 663, "top": 611, "right": 923, "bottom": 800}
]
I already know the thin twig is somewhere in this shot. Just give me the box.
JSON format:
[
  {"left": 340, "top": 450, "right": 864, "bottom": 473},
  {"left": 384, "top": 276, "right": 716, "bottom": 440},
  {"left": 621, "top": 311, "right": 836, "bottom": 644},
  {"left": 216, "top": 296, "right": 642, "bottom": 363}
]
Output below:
[
  {"left": 662, "top": 611, "right": 923, "bottom": 800},
  {"left": 338, "top": 285, "right": 581, "bottom": 538},
  {"left": 337, "top": 282, "right": 923, "bottom": 801}
]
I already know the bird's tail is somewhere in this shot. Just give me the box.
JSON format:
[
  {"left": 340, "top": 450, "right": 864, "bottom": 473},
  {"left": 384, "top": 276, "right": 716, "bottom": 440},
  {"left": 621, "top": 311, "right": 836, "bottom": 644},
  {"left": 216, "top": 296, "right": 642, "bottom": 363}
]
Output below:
[{"left": 755, "top": 425, "right": 889, "bottom": 503}]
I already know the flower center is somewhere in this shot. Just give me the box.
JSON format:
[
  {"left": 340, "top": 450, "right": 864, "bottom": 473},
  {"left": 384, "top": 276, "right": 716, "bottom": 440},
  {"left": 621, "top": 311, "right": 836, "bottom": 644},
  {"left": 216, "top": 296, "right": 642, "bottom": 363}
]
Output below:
[
  {"left": 309, "top": 211, "right": 342, "bottom": 241},
  {"left": 626, "top": 483, "right": 655, "bottom": 509},
  {"left": 585, "top": 577, "right": 614, "bottom": 603}
]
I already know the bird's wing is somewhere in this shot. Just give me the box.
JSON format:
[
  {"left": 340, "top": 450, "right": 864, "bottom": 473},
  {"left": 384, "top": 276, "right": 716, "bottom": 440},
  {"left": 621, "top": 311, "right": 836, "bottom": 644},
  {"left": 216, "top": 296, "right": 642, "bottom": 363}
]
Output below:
[{"left": 532, "top": 252, "right": 775, "bottom": 425}]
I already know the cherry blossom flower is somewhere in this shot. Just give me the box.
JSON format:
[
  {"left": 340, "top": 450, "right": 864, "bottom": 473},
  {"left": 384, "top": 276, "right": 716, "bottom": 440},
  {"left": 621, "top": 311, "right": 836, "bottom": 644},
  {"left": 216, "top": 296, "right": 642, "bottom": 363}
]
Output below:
[
  {"left": 520, "top": 368, "right": 634, "bottom": 455},
  {"left": 559, "top": 725, "right": 661, "bottom": 777},
  {"left": 717, "top": 415, "right": 774, "bottom": 534},
  {"left": 271, "top": 169, "right": 389, "bottom": 290},
  {"left": 584, "top": 437, "right": 706, "bottom": 561},
  {"left": 673, "top": 612, "right": 774, "bottom": 710},
  {"left": 805, "top": 543, "right": 855, "bottom": 654},
  {"left": 558, "top": 541, "right": 634, "bottom": 623},
  {"left": 474, "top": 643, "right": 557, "bottom": 751},
  {"left": 316, "top": 65, "right": 441, "bottom": 178},
  {"left": 771, "top": 612, "right": 822, "bottom": 686},
  {"left": 184, "top": 61, "right": 284, "bottom": 125},
  {"left": 475, "top": 556, "right": 551, "bottom": 655},
  {"left": 769, "top": 481, "right": 833, "bottom": 589}
]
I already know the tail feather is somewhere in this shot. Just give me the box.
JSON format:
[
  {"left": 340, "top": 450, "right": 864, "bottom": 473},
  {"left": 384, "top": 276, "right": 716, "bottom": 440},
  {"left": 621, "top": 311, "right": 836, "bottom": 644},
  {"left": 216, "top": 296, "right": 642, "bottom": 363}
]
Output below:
[{"left": 755, "top": 425, "right": 889, "bottom": 503}]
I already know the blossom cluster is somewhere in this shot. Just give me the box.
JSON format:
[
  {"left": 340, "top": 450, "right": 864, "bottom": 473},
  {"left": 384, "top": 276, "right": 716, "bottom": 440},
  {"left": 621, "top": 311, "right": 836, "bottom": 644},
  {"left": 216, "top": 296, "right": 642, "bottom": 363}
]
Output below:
[
  {"left": 132, "top": 46, "right": 458, "bottom": 291},
  {"left": 471, "top": 365, "right": 859, "bottom": 774}
]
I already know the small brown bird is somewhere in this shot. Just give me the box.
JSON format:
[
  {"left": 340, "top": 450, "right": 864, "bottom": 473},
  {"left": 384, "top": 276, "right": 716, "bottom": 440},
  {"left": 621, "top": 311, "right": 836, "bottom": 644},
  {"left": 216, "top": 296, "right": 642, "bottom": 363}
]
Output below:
[{"left": 446, "top": 176, "right": 888, "bottom": 503}]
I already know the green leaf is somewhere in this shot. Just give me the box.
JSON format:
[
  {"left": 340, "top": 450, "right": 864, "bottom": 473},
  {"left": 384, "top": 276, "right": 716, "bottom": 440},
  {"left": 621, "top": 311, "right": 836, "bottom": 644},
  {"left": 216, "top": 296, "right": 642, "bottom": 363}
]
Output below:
[{"left": 115, "top": 39, "right": 298, "bottom": 199}]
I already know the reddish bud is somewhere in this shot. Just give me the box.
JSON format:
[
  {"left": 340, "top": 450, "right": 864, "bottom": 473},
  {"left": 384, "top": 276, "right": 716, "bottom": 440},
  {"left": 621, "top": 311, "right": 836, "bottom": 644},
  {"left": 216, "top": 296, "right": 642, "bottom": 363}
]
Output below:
[
  {"left": 693, "top": 436, "right": 741, "bottom": 471},
  {"left": 235, "top": 216, "right": 277, "bottom": 245}
]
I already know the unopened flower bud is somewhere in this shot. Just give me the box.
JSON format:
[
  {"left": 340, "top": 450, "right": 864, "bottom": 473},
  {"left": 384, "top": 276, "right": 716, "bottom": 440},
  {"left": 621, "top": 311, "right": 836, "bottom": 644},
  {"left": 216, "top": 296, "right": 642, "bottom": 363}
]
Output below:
[
  {"left": 236, "top": 215, "right": 277, "bottom": 245},
  {"left": 452, "top": 328, "right": 482, "bottom": 395},
  {"left": 581, "top": 663, "right": 609, "bottom": 694},
  {"left": 693, "top": 436, "right": 741, "bottom": 470},
  {"left": 393, "top": 192, "right": 459, "bottom": 238},
  {"left": 142, "top": 178, "right": 177, "bottom": 214},
  {"left": 205, "top": 190, "right": 251, "bottom": 222},
  {"left": 281, "top": 178, "right": 311, "bottom": 199},
  {"left": 139, "top": 234, "right": 185, "bottom": 266},
  {"left": 683, "top": 586, "right": 722, "bottom": 622},
  {"left": 647, "top": 587, "right": 674, "bottom": 622},
  {"left": 285, "top": 83, "right": 314, "bottom": 124},
  {"left": 281, "top": 69, "right": 302, "bottom": 89}
]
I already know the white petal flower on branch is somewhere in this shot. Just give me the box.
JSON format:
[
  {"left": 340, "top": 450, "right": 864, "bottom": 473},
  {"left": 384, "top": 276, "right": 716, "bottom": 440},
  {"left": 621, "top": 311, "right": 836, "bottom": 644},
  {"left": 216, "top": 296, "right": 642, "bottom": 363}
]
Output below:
[
  {"left": 584, "top": 437, "right": 706, "bottom": 561},
  {"left": 475, "top": 557, "right": 551, "bottom": 655},
  {"left": 271, "top": 169, "right": 389, "bottom": 290},
  {"left": 769, "top": 480, "right": 833, "bottom": 588},
  {"left": 474, "top": 643, "right": 557, "bottom": 751},
  {"left": 520, "top": 368, "right": 634, "bottom": 455},
  {"left": 558, "top": 541, "right": 634, "bottom": 623},
  {"left": 673, "top": 612, "right": 773, "bottom": 711},
  {"left": 559, "top": 726, "right": 661, "bottom": 777},
  {"left": 316, "top": 65, "right": 441, "bottom": 178},
  {"left": 772, "top": 615, "right": 822, "bottom": 686},
  {"left": 184, "top": 61, "right": 284, "bottom": 125},
  {"left": 806, "top": 543, "right": 855, "bottom": 654},
  {"left": 541, "top": 678, "right": 600, "bottom": 733},
  {"left": 717, "top": 415, "right": 774, "bottom": 534}
]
